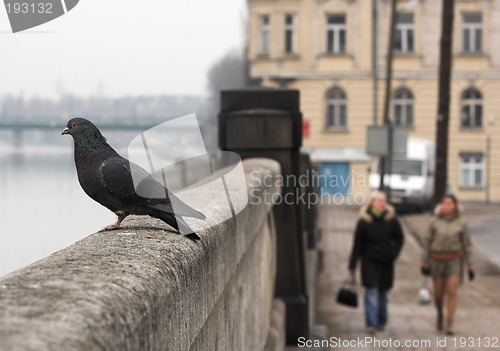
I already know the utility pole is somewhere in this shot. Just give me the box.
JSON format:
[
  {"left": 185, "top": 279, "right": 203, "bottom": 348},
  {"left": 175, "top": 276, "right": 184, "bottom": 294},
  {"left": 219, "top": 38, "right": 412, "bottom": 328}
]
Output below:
[
  {"left": 434, "top": 0, "right": 455, "bottom": 204},
  {"left": 379, "top": 0, "right": 397, "bottom": 191},
  {"left": 372, "top": 0, "right": 379, "bottom": 126}
]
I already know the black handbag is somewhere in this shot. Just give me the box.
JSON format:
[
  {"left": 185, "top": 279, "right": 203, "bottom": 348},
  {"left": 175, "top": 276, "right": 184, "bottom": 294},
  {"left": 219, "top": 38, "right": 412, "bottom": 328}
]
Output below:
[{"left": 336, "top": 275, "right": 358, "bottom": 308}]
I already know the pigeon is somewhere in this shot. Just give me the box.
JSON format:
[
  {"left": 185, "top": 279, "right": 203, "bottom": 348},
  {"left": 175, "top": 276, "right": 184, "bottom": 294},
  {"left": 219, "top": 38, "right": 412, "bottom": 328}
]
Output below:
[{"left": 62, "top": 117, "right": 205, "bottom": 240}]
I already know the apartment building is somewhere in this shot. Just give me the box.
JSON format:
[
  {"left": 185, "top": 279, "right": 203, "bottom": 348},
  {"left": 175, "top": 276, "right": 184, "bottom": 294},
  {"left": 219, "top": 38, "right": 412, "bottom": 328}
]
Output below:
[{"left": 247, "top": 0, "right": 500, "bottom": 202}]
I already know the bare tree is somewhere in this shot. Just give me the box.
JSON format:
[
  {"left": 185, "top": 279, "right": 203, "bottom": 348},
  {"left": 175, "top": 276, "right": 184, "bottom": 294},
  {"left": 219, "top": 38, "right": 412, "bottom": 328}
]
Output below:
[
  {"left": 202, "top": 47, "right": 250, "bottom": 150},
  {"left": 207, "top": 49, "right": 250, "bottom": 107}
]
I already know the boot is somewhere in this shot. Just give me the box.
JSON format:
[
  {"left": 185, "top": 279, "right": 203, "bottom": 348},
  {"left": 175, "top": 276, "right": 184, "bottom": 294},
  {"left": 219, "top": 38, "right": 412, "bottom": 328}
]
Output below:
[
  {"left": 436, "top": 313, "right": 443, "bottom": 331},
  {"left": 446, "top": 316, "right": 454, "bottom": 335}
]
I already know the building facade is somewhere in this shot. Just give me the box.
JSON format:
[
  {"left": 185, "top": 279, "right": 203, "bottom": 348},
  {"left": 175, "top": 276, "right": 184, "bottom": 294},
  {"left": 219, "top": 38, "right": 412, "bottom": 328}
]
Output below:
[{"left": 247, "top": 0, "right": 500, "bottom": 203}]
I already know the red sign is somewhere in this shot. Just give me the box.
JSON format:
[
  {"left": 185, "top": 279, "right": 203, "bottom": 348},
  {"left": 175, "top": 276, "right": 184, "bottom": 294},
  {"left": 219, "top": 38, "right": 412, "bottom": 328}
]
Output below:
[{"left": 303, "top": 119, "right": 310, "bottom": 138}]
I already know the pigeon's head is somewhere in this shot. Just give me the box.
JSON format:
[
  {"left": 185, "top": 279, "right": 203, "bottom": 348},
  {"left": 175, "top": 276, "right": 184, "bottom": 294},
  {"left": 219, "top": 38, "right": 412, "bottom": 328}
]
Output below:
[
  {"left": 62, "top": 118, "right": 93, "bottom": 136},
  {"left": 62, "top": 117, "right": 106, "bottom": 141}
]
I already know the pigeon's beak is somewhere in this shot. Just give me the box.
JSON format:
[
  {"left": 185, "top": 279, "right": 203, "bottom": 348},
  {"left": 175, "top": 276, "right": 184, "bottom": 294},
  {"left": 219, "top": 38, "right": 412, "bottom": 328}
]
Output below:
[{"left": 61, "top": 127, "right": 69, "bottom": 135}]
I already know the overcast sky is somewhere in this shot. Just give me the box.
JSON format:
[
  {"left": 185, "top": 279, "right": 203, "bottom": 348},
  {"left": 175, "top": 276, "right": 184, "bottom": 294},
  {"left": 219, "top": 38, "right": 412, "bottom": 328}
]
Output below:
[{"left": 0, "top": 0, "right": 247, "bottom": 99}]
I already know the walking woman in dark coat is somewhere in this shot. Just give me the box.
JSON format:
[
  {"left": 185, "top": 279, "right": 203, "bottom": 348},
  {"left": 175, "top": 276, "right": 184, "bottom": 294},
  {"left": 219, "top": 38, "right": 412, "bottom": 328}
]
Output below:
[{"left": 348, "top": 191, "right": 404, "bottom": 333}]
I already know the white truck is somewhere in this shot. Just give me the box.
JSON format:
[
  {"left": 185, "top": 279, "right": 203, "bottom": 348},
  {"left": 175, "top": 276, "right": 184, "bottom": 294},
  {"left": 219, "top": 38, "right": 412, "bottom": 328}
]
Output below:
[{"left": 369, "top": 138, "right": 435, "bottom": 211}]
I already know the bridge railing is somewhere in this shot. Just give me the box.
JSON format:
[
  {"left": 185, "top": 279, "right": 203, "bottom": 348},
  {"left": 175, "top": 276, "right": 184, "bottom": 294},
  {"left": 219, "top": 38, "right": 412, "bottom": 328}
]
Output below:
[{"left": 0, "top": 158, "right": 285, "bottom": 351}]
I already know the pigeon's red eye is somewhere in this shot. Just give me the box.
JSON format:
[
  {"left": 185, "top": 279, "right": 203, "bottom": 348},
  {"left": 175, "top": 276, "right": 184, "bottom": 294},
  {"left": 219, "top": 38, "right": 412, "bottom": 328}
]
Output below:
[{"left": 71, "top": 122, "right": 77, "bottom": 128}]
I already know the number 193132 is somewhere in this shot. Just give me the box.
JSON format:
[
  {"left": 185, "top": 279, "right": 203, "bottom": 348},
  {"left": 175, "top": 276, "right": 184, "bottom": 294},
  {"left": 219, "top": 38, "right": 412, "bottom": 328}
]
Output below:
[
  {"left": 6, "top": 2, "right": 53, "bottom": 14},
  {"left": 451, "top": 336, "right": 499, "bottom": 348}
]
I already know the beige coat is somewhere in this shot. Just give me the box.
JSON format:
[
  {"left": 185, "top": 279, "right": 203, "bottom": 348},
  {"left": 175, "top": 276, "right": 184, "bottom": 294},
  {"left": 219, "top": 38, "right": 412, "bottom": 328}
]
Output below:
[{"left": 421, "top": 205, "right": 473, "bottom": 267}]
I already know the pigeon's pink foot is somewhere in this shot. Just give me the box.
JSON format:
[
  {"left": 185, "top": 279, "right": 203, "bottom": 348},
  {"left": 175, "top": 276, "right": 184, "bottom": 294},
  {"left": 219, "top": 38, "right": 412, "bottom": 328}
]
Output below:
[
  {"left": 99, "top": 211, "right": 129, "bottom": 232},
  {"left": 98, "top": 223, "right": 122, "bottom": 232}
]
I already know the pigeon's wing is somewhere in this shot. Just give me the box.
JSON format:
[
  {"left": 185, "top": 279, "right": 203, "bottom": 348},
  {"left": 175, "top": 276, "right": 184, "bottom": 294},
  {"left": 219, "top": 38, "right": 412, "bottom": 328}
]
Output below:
[
  {"left": 100, "top": 156, "right": 205, "bottom": 219},
  {"left": 147, "top": 192, "right": 206, "bottom": 220},
  {"left": 100, "top": 156, "right": 169, "bottom": 203}
]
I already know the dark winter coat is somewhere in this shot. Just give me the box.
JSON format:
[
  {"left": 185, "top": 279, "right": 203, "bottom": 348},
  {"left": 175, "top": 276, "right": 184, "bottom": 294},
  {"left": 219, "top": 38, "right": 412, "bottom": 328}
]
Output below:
[{"left": 348, "top": 204, "right": 404, "bottom": 290}]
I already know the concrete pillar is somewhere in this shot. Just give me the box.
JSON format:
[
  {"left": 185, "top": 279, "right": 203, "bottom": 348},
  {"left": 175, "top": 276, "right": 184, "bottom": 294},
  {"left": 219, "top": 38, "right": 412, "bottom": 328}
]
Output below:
[
  {"left": 219, "top": 88, "right": 308, "bottom": 345},
  {"left": 300, "top": 153, "right": 321, "bottom": 249}
]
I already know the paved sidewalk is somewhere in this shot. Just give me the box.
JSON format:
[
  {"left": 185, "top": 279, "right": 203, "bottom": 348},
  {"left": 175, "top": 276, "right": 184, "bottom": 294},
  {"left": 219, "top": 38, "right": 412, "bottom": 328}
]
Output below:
[{"left": 314, "top": 203, "right": 500, "bottom": 351}]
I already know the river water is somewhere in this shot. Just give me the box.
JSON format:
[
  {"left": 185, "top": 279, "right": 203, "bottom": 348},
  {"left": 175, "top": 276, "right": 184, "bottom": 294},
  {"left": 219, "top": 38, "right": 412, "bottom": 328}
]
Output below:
[{"left": 0, "top": 130, "right": 134, "bottom": 277}]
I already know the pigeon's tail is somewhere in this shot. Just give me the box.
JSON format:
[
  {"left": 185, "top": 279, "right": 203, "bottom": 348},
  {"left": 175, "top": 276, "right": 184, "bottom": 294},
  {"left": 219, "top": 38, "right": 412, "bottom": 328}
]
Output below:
[
  {"left": 190, "top": 208, "right": 206, "bottom": 220},
  {"left": 176, "top": 216, "right": 201, "bottom": 241},
  {"left": 156, "top": 211, "right": 201, "bottom": 241}
]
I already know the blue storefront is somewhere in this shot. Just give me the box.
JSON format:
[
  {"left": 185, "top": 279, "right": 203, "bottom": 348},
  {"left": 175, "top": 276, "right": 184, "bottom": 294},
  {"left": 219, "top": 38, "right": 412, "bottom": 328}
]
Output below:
[
  {"left": 319, "top": 162, "right": 350, "bottom": 196},
  {"left": 305, "top": 147, "right": 369, "bottom": 198}
]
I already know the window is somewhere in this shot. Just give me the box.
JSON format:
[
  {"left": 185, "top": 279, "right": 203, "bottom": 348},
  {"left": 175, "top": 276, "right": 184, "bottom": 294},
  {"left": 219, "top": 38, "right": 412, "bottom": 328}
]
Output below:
[
  {"left": 393, "top": 88, "right": 414, "bottom": 127},
  {"left": 461, "top": 88, "right": 482, "bottom": 128},
  {"left": 462, "top": 12, "right": 482, "bottom": 53},
  {"left": 394, "top": 13, "right": 414, "bottom": 53},
  {"left": 326, "top": 88, "right": 347, "bottom": 129},
  {"left": 326, "top": 14, "right": 346, "bottom": 54},
  {"left": 285, "top": 14, "right": 297, "bottom": 54},
  {"left": 459, "top": 152, "right": 484, "bottom": 188},
  {"left": 259, "top": 15, "right": 270, "bottom": 55}
]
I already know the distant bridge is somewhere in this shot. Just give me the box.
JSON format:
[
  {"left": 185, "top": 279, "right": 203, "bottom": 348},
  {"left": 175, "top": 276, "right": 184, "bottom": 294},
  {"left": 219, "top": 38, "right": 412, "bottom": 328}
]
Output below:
[
  {"left": 0, "top": 119, "right": 160, "bottom": 131},
  {"left": 0, "top": 119, "right": 195, "bottom": 148}
]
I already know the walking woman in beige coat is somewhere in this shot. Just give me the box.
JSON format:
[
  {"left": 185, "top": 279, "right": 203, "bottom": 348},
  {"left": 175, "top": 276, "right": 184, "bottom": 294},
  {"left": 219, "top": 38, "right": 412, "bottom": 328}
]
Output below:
[{"left": 420, "top": 194, "right": 475, "bottom": 335}]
